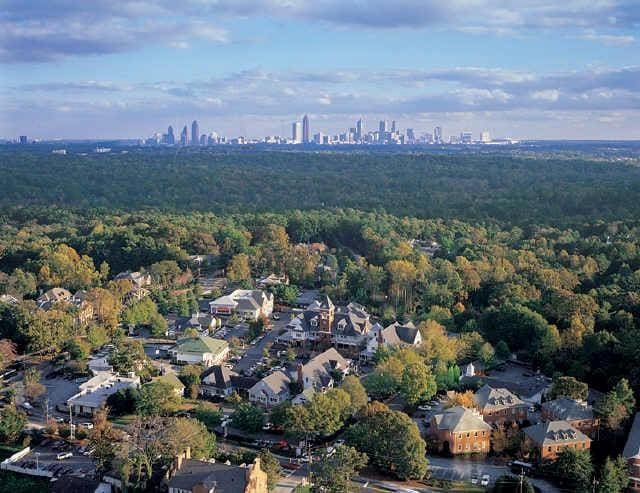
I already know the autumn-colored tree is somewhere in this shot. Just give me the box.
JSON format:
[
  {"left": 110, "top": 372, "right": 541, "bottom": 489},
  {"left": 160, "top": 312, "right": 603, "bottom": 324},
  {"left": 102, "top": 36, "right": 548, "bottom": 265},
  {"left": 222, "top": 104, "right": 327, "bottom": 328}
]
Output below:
[
  {"left": 227, "top": 253, "right": 251, "bottom": 283},
  {"left": 447, "top": 390, "right": 476, "bottom": 409}
]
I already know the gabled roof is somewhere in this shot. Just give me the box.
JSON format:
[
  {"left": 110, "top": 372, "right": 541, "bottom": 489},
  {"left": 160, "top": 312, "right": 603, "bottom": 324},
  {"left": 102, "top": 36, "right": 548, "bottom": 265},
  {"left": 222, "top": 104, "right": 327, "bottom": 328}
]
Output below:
[
  {"left": 523, "top": 420, "right": 590, "bottom": 446},
  {"left": 433, "top": 406, "right": 492, "bottom": 433},
  {"left": 299, "top": 348, "right": 349, "bottom": 389},
  {"left": 474, "top": 384, "right": 526, "bottom": 411},
  {"left": 623, "top": 412, "right": 640, "bottom": 459},
  {"left": 168, "top": 459, "right": 249, "bottom": 492},
  {"left": 380, "top": 321, "right": 420, "bottom": 346},
  {"left": 173, "top": 336, "right": 228, "bottom": 355},
  {"left": 251, "top": 370, "right": 291, "bottom": 396},
  {"left": 202, "top": 365, "right": 237, "bottom": 388},
  {"left": 153, "top": 372, "right": 185, "bottom": 391},
  {"left": 209, "top": 289, "right": 272, "bottom": 311},
  {"left": 542, "top": 398, "right": 594, "bottom": 421}
]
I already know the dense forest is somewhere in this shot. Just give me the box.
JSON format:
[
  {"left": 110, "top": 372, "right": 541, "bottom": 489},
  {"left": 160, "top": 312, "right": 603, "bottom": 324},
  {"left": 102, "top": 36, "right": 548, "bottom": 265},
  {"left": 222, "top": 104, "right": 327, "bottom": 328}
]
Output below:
[{"left": 2, "top": 148, "right": 640, "bottom": 226}]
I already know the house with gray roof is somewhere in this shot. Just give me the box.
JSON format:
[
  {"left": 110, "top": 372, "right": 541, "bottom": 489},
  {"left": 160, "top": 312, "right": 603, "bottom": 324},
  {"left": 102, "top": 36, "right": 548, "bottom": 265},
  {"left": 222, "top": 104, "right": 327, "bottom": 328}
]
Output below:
[
  {"left": 37, "top": 287, "right": 72, "bottom": 309},
  {"left": 248, "top": 370, "right": 291, "bottom": 407},
  {"left": 201, "top": 365, "right": 238, "bottom": 398},
  {"left": 282, "top": 295, "right": 373, "bottom": 354},
  {"left": 430, "top": 406, "right": 492, "bottom": 455},
  {"left": 523, "top": 420, "right": 591, "bottom": 461},
  {"left": 166, "top": 449, "right": 268, "bottom": 493},
  {"left": 623, "top": 412, "right": 640, "bottom": 492},
  {"left": 209, "top": 290, "right": 274, "bottom": 321},
  {"left": 294, "top": 347, "right": 350, "bottom": 391},
  {"left": 361, "top": 321, "right": 422, "bottom": 361},
  {"left": 474, "top": 384, "right": 528, "bottom": 425},
  {"left": 542, "top": 397, "right": 598, "bottom": 436}
]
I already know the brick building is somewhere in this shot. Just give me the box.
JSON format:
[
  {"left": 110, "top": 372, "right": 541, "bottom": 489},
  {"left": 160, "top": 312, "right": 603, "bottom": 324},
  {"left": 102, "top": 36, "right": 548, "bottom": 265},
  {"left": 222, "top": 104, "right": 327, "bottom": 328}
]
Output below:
[
  {"left": 430, "top": 406, "right": 492, "bottom": 455},
  {"left": 523, "top": 420, "right": 591, "bottom": 461}
]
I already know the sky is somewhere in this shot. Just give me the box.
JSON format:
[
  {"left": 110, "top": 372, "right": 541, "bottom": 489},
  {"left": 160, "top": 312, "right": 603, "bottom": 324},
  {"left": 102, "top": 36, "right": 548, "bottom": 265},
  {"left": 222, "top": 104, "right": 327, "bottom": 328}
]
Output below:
[{"left": 0, "top": 0, "right": 639, "bottom": 140}]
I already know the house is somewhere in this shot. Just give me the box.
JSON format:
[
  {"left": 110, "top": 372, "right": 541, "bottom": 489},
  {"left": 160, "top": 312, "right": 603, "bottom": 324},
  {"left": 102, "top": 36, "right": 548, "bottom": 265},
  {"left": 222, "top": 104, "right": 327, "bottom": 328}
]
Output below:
[
  {"left": 291, "top": 387, "right": 316, "bottom": 406},
  {"left": 282, "top": 295, "right": 373, "bottom": 354},
  {"left": 169, "top": 336, "right": 229, "bottom": 366},
  {"left": 67, "top": 372, "right": 139, "bottom": 416},
  {"left": 0, "top": 294, "right": 19, "bottom": 304},
  {"left": 153, "top": 372, "right": 186, "bottom": 396},
  {"left": 209, "top": 290, "right": 274, "bottom": 321},
  {"left": 201, "top": 365, "right": 238, "bottom": 398},
  {"left": 461, "top": 361, "right": 485, "bottom": 378},
  {"left": 248, "top": 371, "right": 291, "bottom": 407},
  {"left": 166, "top": 449, "right": 268, "bottom": 493},
  {"left": 37, "top": 287, "right": 72, "bottom": 309},
  {"left": 474, "top": 384, "right": 528, "bottom": 425},
  {"left": 523, "top": 420, "right": 591, "bottom": 461},
  {"left": 623, "top": 412, "right": 640, "bottom": 492},
  {"left": 174, "top": 312, "right": 217, "bottom": 334},
  {"left": 294, "top": 347, "right": 350, "bottom": 391},
  {"left": 51, "top": 476, "right": 111, "bottom": 493},
  {"left": 71, "top": 290, "right": 95, "bottom": 326},
  {"left": 256, "top": 274, "right": 288, "bottom": 289},
  {"left": 115, "top": 270, "right": 152, "bottom": 288},
  {"left": 541, "top": 398, "right": 599, "bottom": 437},
  {"left": 361, "top": 321, "right": 422, "bottom": 361},
  {"left": 430, "top": 406, "right": 492, "bottom": 455}
]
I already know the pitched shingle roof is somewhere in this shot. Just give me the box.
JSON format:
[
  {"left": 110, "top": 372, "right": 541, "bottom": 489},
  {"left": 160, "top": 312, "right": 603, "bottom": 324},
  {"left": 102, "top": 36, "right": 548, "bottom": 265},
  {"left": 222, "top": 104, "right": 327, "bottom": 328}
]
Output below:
[
  {"left": 623, "top": 412, "right": 640, "bottom": 459},
  {"left": 433, "top": 406, "right": 492, "bottom": 433},
  {"left": 168, "top": 459, "right": 249, "bottom": 492},
  {"left": 202, "top": 365, "right": 237, "bottom": 388},
  {"left": 542, "top": 398, "right": 594, "bottom": 421},
  {"left": 523, "top": 420, "right": 590, "bottom": 446},
  {"left": 474, "top": 384, "right": 526, "bottom": 412}
]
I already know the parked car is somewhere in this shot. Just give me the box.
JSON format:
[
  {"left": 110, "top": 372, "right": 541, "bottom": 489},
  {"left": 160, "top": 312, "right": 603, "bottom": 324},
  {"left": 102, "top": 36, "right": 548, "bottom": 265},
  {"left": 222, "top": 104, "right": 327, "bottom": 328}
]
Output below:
[
  {"left": 80, "top": 422, "right": 94, "bottom": 429},
  {"left": 471, "top": 475, "right": 479, "bottom": 485},
  {"left": 481, "top": 474, "right": 490, "bottom": 486},
  {"left": 417, "top": 404, "right": 431, "bottom": 411},
  {"left": 272, "top": 313, "right": 280, "bottom": 320},
  {"left": 56, "top": 452, "right": 73, "bottom": 460}
]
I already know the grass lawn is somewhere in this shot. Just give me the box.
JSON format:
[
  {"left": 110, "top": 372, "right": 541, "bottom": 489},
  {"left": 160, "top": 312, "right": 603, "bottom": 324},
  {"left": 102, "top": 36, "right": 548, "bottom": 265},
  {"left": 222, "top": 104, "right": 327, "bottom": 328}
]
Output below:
[
  {"left": 0, "top": 443, "right": 22, "bottom": 461},
  {"left": 421, "top": 478, "right": 485, "bottom": 492},
  {"left": 111, "top": 414, "right": 137, "bottom": 427}
]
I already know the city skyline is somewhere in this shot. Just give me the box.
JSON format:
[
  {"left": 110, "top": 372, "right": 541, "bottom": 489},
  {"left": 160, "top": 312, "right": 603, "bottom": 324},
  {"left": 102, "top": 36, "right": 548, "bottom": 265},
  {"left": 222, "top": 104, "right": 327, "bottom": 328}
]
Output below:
[{"left": 1, "top": 1, "right": 639, "bottom": 140}]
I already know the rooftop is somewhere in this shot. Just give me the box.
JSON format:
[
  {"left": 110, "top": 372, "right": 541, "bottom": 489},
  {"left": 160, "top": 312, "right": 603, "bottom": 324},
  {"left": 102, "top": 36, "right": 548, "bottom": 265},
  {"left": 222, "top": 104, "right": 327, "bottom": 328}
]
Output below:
[
  {"left": 433, "top": 406, "right": 492, "bottom": 433},
  {"left": 173, "top": 335, "right": 229, "bottom": 355},
  {"left": 623, "top": 412, "right": 640, "bottom": 460},
  {"left": 523, "top": 420, "right": 590, "bottom": 446},
  {"left": 542, "top": 397, "right": 594, "bottom": 421}
]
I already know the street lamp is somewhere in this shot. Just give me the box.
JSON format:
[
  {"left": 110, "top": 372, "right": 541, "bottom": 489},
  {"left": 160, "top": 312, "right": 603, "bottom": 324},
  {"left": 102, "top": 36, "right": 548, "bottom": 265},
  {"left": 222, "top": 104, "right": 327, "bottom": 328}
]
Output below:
[{"left": 35, "top": 452, "right": 40, "bottom": 471}]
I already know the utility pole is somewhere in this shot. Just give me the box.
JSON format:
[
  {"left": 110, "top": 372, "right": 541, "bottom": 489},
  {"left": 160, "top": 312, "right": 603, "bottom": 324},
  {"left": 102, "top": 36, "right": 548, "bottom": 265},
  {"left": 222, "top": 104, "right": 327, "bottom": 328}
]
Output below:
[
  {"left": 69, "top": 405, "right": 74, "bottom": 440},
  {"left": 44, "top": 396, "right": 50, "bottom": 424}
]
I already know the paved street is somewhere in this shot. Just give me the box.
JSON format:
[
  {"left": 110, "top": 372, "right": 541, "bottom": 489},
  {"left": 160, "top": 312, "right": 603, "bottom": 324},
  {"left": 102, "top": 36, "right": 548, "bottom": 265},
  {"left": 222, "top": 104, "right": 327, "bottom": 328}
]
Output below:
[{"left": 234, "top": 316, "right": 292, "bottom": 373}]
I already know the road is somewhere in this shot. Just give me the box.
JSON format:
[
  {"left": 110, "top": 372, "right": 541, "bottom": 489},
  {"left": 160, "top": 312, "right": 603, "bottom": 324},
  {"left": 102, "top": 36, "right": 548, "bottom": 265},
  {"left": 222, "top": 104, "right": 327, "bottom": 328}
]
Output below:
[{"left": 234, "top": 317, "right": 291, "bottom": 373}]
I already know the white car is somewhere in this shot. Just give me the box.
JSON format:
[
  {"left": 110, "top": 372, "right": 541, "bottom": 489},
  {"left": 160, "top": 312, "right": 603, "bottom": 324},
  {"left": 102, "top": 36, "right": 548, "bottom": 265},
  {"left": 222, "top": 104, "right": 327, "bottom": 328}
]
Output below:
[
  {"left": 481, "top": 474, "right": 490, "bottom": 486},
  {"left": 471, "top": 475, "right": 479, "bottom": 485},
  {"left": 417, "top": 404, "right": 431, "bottom": 411},
  {"left": 56, "top": 452, "right": 73, "bottom": 460},
  {"left": 80, "top": 422, "right": 94, "bottom": 430}
]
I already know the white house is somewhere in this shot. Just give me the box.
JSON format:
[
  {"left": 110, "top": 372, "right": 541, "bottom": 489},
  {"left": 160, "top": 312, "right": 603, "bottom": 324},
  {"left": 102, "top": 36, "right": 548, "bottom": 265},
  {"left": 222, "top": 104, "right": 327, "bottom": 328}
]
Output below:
[
  {"left": 169, "top": 336, "right": 229, "bottom": 366},
  {"left": 209, "top": 290, "right": 274, "bottom": 321},
  {"left": 248, "top": 371, "right": 291, "bottom": 407}
]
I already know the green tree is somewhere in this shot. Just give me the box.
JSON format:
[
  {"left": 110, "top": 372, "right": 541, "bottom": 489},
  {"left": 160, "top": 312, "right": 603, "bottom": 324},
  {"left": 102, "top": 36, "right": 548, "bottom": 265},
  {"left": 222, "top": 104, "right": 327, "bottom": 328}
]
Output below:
[
  {"left": 227, "top": 254, "right": 251, "bottom": 283},
  {"left": 492, "top": 475, "right": 535, "bottom": 493},
  {"left": 194, "top": 402, "right": 223, "bottom": 430},
  {"left": 341, "top": 375, "right": 369, "bottom": 416},
  {"left": 179, "top": 365, "right": 202, "bottom": 399},
  {"left": 597, "top": 456, "right": 630, "bottom": 493},
  {"left": 364, "top": 370, "right": 397, "bottom": 399},
  {"left": 399, "top": 362, "right": 437, "bottom": 406},
  {"left": 109, "top": 338, "right": 146, "bottom": 374},
  {"left": 232, "top": 402, "right": 264, "bottom": 433},
  {"left": 137, "top": 381, "right": 182, "bottom": 416},
  {"left": 163, "top": 417, "right": 216, "bottom": 459},
  {"left": 0, "top": 406, "right": 27, "bottom": 443},
  {"left": 345, "top": 404, "right": 428, "bottom": 480},
  {"left": 311, "top": 445, "right": 368, "bottom": 493},
  {"left": 258, "top": 449, "right": 282, "bottom": 491},
  {"left": 554, "top": 448, "right": 593, "bottom": 492},
  {"left": 597, "top": 378, "right": 636, "bottom": 431},
  {"left": 548, "top": 376, "right": 589, "bottom": 401}
]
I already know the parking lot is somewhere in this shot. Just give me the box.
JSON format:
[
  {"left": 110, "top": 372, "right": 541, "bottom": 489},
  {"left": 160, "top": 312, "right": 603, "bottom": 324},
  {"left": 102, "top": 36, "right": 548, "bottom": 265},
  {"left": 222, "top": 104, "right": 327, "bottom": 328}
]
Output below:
[{"left": 9, "top": 440, "right": 97, "bottom": 479}]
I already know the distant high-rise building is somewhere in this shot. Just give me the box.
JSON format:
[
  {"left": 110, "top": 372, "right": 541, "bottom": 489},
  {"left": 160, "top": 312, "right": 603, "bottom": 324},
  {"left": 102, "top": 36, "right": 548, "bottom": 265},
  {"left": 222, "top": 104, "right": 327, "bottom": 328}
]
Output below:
[
  {"left": 406, "top": 128, "right": 415, "bottom": 143},
  {"left": 19, "top": 135, "right": 27, "bottom": 144},
  {"left": 292, "top": 121, "right": 302, "bottom": 143},
  {"left": 461, "top": 132, "right": 473, "bottom": 144},
  {"left": 434, "top": 126, "right": 443, "bottom": 143},
  {"left": 200, "top": 134, "right": 207, "bottom": 146},
  {"left": 302, "top": 114, "right": 310, "bottom": 143},
  {"left": 313, "top": 132, "right": 324, "bottom": 144},
  {"left": 166, "top": 125, "right": 175, "bottom": 145},
  {"left": 356, "top": 119, "right": 363, "bottom": 141},
  {"left": 180, "top": 125, "right": 188, "bottom": 146},
  {"left": 391, "top": 120, "right": 397, "bottom": 133},
  {"left": 191, "top": 120, "right": 199, "bottom": 145},
  {"left": 379, "top": 120, "right": 388, "bottom": 134},
  {"left": 480, "top": 131, "right": 491, "bottom": 143}
]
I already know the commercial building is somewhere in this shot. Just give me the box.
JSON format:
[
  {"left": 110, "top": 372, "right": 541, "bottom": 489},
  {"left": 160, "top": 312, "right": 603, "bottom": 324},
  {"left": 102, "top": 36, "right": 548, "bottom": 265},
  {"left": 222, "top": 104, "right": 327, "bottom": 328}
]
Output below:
[
  {"left": 474, "top": 384, "right": 529, "bottom": 425},
  {"left": 67, "top": 372, "right": 140, "bottom": 416},
  {"left": 169, "top": 336, "right": 229, "bottom": 366},
  {"left": 523, "top": 420, "right": 591, "bottom": 461},
  {"left": 292, "top": 121, "right": 302, "bottom": 144},
  {"left": 541, "top": 398, "right": 599, "bottom": 437},
  {"left": 209, "top": 289, "right": 274, "bottom": 321},
  {"left": 430, "top": 406, "right": 492, "bottom": 455},
  {"left": 191, "top": 120, "right": 200, "bottom": 145},
  {"left": 302, "top": 114, "right": 310, "bottom": 143}
]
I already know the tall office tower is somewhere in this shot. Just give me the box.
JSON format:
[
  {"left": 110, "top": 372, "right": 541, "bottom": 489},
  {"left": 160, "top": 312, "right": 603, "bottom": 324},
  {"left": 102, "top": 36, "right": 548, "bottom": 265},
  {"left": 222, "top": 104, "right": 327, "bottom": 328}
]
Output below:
[
  {"left": 180, "top": 125, "right": 188, "bottom": 145},
  {"left": 356, "top": 119, "right": 363, "bottom": 141},
  {"left": 461, "top": 132, "right": 473, "bottom": 144},
  {"left": 434, "top": 126, "right": 442, "bottom": 143},
  {"left": 200, "top": 134, "right": 207, "bottom": 146},
  {"left": 167, "top": 125, "right": 175, "bottom": 145},
  {"left": 292, "top": 121, "right": 302, "bottom": 143},
  {"left": 480, "top": 130, "right": 491, "bottom": 143},
  {"left": 19, "top": 135, "right": 27, "bottom": 144},
  {"left": 379, "top": 120, "right": 388, "bottom": 134},
  {"left": 406, "top": 128, "right": 415, "bottom": 143},
  {"left": 191, "top": 120, "right": 199, "bottom": 145},
  {"left": 302, "top": 114, "right": 310, "bottom": 143},
  {"left": 391, "top": 120, "right": 397, "bottom": 133},
  {"left": 314, "top": 132, "right": 324, "bottom": 144}
]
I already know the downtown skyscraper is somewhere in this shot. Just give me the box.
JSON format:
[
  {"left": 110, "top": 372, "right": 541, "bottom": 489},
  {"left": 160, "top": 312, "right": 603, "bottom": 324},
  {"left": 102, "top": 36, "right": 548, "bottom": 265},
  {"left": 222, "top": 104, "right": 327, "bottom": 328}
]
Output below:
[
  {"left": 302, "top": 114, "right": 310, "bottom": 143},
  {"left": 292, "top": 121, "right": 302, "bottom": 144},
  {"left": 191, "top": 120, "right": 199, "bottom": 146}
]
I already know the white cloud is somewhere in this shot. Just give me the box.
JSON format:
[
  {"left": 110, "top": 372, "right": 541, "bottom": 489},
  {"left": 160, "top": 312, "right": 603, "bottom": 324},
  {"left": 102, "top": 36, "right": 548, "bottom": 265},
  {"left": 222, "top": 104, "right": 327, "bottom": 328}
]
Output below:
[{"left": 531, "top": 89, "right": 560, "bottom": 101}]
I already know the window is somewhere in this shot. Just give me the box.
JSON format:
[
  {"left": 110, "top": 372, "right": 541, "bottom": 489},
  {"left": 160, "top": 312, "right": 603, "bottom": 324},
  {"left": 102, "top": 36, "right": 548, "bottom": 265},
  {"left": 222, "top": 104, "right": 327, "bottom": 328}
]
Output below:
[
  {"left": 467, "top": 433, "right": 470, "bottom": 438},
  {"left": 458, "top": 445, "right": 462, "bottom": 451},
  {"left": 474, "top": 432, "right": 478, "bottom": 437}
]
